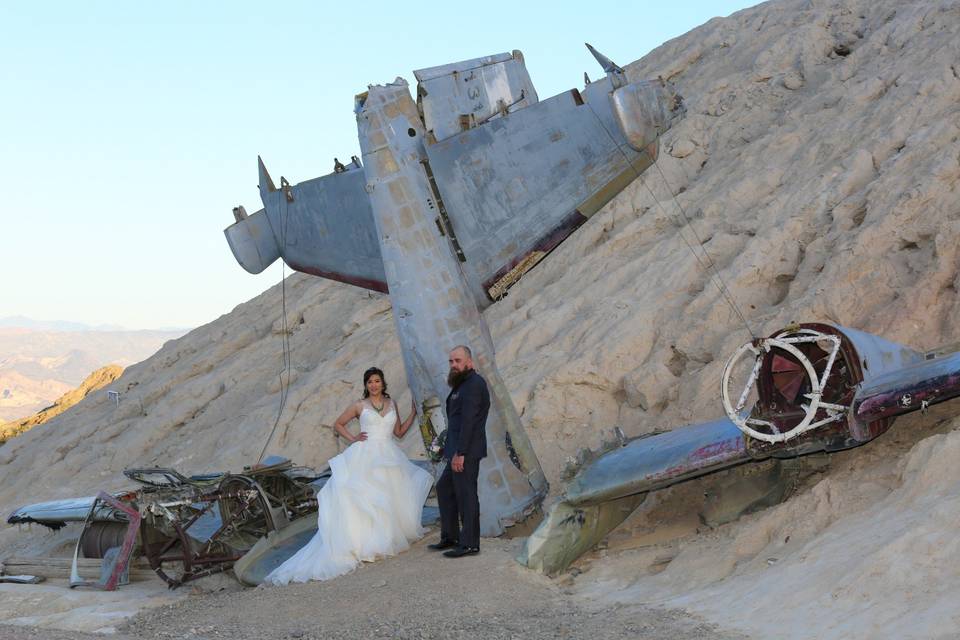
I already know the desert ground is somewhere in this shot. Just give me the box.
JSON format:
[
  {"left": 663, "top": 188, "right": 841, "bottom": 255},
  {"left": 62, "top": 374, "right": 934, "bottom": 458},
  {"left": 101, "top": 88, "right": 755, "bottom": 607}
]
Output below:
[{"left": 2, "top": 535, "right": 747, "bottom": 640}]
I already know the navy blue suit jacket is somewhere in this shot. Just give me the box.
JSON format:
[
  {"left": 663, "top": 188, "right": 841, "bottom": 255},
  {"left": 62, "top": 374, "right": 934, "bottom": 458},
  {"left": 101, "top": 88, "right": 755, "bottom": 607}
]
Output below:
[{"left": 444, "top": 370, "right": 490, "bottom": 460}]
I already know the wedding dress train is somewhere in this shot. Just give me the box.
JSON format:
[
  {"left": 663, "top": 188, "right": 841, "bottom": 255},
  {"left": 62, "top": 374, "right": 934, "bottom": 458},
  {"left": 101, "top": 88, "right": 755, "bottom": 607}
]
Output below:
[{"left": 264, "top": 403, "right": 433, "bottom": 584}]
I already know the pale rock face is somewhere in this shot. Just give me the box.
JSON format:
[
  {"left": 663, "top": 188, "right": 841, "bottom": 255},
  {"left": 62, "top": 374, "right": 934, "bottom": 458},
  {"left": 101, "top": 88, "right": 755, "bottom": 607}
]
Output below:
[{"left": 1, "top": 0, "right": 960, "bottom": 636}]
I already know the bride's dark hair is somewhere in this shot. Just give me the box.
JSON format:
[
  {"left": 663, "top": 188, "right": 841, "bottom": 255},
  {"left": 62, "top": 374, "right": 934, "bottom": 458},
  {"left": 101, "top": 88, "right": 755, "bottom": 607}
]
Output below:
[{"left": 362, "top": 367, "right": 390, "bottom": 399}]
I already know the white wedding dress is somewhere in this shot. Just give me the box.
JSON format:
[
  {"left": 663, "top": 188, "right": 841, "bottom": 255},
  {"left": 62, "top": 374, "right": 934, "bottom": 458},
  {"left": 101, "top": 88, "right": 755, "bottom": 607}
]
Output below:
[{"left": 265, "top": 402, "right": 433, "bottom": 584}]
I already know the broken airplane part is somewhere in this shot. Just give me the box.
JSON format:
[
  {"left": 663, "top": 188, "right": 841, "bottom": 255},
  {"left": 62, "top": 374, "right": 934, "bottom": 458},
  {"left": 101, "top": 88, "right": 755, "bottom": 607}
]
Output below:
[
  {"left": 7, "top": 457, "right": 331, "bottom": 589},
  {"left": 519, "top": 322, "right": 960, "bottom": 575},
  {"left": 224, "top": 46, "right": 684, "bottom": 535},
  {"left": 6, "top": 456, "right": 441, "bottom": 589}
]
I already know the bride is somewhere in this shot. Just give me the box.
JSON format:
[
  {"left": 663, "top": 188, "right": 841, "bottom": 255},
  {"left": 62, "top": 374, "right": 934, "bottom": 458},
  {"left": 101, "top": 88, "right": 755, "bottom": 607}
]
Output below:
[{"left": 265, "top": 367, "right": 433, "bottom": 584}]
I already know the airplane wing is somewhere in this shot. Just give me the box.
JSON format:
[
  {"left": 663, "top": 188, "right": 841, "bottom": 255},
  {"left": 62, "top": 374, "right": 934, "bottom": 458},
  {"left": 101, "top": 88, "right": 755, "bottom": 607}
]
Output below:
[
  {"left": 420, "top": 51, "right": 683, "bottom": 301},
  {"left": 522, "top": 323, "right": 960, "bottom": 575},
  {"left": 519, "top": 417, "right": 748, "bottom": 575},
  {"left": 225, "top": 158, "right": 387, "bottom": 293},
  {"left": 224, "top": 48, "right": 682, "bottom": 301},
  {"left": 6, "top": 496, "right": 124, "bottom": 529},
  {"left": 852, "top": 351, "right": 960, "bottom": 428}
]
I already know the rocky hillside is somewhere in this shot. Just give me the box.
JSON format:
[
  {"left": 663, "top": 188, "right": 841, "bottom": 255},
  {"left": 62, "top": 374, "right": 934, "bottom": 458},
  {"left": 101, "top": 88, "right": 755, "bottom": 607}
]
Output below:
[
  {"left": 0, "top": 365, "right": 123, "bottom": 444},
  {"left": 0, "top": 0, "right": 958, "bottom": 637},
  {"left": 0, "top": 327, "right": 184, "bottom": 422}
]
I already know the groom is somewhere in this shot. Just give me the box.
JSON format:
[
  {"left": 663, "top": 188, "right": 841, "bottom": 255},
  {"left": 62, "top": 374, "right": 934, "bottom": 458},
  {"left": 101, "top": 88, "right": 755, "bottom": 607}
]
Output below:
[{"left": 429, "top": 345, "right": 489, "bottom": 558}]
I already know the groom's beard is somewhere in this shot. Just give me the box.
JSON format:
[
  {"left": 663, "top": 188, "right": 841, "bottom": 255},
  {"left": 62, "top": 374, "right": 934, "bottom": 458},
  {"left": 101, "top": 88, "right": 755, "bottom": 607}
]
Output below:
[{"left": 447, "top": 368, "right": 471, "bottom": 388}]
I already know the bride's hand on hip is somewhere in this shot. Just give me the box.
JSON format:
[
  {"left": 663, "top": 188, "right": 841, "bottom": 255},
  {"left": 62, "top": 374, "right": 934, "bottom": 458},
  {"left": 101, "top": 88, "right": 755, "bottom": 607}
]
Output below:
[{"left": 354, "top": 431, "right": 368, "bottom": 443}]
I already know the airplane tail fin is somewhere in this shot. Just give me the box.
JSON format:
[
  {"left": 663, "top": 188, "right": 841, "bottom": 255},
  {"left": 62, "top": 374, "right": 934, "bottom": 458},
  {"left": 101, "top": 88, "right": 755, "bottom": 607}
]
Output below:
[
  {"left": 225, "top": 159, "right": 387, "bottom": 292},
  {"left": 585, "top": 43, "right": 624, "bottom": 75}
]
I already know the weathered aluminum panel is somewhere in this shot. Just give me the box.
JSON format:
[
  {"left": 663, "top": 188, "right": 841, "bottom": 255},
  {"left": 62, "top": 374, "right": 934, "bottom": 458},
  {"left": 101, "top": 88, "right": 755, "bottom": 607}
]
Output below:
[
  {"left": 225, "top": 161, "right": 387, "bottom": 293},
  {"left": 414, "top": 52, "right": 514, "bottom": 82},
  {"left": 518, "top": 493, "right": 645, "bottom": 577},
  {"left": 611, "top": 79, "right": 682, "bottom": 151},
  {"left": 224, "top": 207, "right": 280, "bottom": 274},
  {"left": 356, "top": 79, "right": 547, "bottom": 536},
  {"left": 519, "top": 418, "right": 749, "bottom": 575},
  {"left": 225, "top": 50, "right": 682, "bottom": 306},
  {"left": 565, "top": 418, "right": 750, "bottom": 506},
  {"left": 836, "top": 324, "right": 925, "bottom": 384},
  {"left": 415, "top": 51, "right": 538, "bottom": 143},
  {"left": 425, "top": 75, "right": 663, "bottom": 303},
  {"left": 853, "top": 351, "right": 960, "bottom": 427},
  {"left": 7, "top": 496, "right": 125, "bottom": 528}
]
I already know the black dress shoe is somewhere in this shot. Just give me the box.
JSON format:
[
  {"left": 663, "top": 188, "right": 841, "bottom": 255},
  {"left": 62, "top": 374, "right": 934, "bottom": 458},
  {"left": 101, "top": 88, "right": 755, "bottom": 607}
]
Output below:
[
  {"left": 427, "top": 539, "right": 458, "bottom": 551},
  {"left": 443, "top": 546, "right": 479, "bottom": 558}
]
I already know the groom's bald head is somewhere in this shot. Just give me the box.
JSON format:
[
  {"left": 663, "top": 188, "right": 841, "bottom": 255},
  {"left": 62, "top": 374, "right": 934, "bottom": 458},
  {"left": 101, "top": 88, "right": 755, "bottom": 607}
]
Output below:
[{"left": 449, "top": 345, "right": 474, "bottom": 372}]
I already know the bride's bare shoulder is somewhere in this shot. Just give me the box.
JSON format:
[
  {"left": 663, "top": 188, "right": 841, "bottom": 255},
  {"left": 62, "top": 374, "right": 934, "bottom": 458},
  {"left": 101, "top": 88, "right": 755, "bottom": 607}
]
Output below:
[{"left": 349, "top": 399, "right": 366, "bottom": 416}]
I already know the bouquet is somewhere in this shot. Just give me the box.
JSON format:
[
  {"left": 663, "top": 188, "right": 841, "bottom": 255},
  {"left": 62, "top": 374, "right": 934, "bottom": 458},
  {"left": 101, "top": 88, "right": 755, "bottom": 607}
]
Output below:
[{"left": 428, "top": 429, "right": 447, "bottom": 463}]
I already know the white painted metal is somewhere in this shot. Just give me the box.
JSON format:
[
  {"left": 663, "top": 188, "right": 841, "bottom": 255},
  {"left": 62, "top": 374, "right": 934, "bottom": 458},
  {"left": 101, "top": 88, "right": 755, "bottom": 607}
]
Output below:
[{"left": 721, "top": 329, "right": 848, "bottom": 443}]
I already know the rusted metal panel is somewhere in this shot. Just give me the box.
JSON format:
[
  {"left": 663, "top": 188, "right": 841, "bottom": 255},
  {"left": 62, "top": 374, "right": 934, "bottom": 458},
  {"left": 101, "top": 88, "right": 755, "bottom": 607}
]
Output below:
[
  {"left": 69, "top": 492, "right": 141, "bottom": 591},
  {"left": 8, "top": 458, "right": 331, "bottom": 589},
  {"left": 852, "top": 352, "right": 960, "bottom": 428}
]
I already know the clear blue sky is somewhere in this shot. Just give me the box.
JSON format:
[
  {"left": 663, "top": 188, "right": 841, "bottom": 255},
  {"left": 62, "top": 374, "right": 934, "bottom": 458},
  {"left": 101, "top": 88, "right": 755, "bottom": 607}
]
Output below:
[{"left": 0, "top": 1, "right": 758, "bottom": 330}]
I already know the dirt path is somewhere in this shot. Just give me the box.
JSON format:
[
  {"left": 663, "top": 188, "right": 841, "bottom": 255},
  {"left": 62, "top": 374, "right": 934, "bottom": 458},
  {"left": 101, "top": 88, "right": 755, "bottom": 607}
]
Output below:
[
  {"left": 114, "top": 535, "right": 746, "bottom": 640},
  {"left": 0, "top": 535, "right": 749, "bottom": 639}
]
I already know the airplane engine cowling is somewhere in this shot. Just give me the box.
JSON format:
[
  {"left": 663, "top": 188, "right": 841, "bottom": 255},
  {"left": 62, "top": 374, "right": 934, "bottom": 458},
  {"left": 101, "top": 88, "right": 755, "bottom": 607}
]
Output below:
[
  {"left": 721, "top": 323, "right": 926, "bottom": 457},
  {"left": 224, "top": 207, "right": 281, "bottom": 275},
  {"left": 610, "top": 79, "right": 686, "bottom": 152}
]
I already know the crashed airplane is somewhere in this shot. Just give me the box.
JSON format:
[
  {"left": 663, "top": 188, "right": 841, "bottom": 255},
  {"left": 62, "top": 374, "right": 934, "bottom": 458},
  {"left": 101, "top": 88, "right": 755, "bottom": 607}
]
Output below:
[
  {"left": 6, "top": 45, "right": 685, "bottom": 588},
  {"left": 7, "top": 45, "right": 960, "bottom": 591},
  {"left": 518, "top": 322, "right": 960, "bottom": 574},
  {"left": 223, "top": 45, "right": 685, "bottom": 535}
]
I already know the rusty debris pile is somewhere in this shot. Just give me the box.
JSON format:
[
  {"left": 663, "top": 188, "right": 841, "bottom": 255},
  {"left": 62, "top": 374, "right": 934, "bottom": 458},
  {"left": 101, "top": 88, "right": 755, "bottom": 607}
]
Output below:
[{"left": 7, "top": 457, "right": 328, "bottom": 589}]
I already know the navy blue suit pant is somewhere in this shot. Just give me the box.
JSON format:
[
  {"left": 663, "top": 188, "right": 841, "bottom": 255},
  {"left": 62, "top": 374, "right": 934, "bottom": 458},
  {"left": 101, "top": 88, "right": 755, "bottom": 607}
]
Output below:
[{"left": 436, "top": 457, "right": 481, "bottom": 549}]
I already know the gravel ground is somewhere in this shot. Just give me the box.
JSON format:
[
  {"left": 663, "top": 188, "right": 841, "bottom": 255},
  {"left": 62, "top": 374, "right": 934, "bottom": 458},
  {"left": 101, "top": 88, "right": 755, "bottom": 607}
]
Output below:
[
  {"left": 0, "top": 627, "right": 120, "bottom": 640},
  {"left": 123, "top": 535, "right": 746, "bottom": 640},
  {"left": 0, "top": 535, "right": 749, "bottom": 640}
]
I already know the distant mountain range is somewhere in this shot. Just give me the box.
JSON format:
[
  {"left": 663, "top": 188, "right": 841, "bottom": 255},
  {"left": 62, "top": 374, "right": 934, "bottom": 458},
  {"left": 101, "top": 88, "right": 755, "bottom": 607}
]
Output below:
[
  {"left": 0, "top": 322, "right": 188, "bottom": 422},
  {"left": 0, "top": 316, "right": 190, "bottom": 333}
]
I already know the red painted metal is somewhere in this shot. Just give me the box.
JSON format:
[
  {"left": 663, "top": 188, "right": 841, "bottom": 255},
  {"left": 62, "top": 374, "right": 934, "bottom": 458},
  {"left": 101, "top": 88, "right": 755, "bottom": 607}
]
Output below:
[
  {"left": 481, "top": 209, "right": 588, "bottom": 297},
  {"left": 70, "top": 492, "right": 141, "bottom": 591},
  {"left": 287, "top": 261, "right": 389, "bottom": 294}
]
